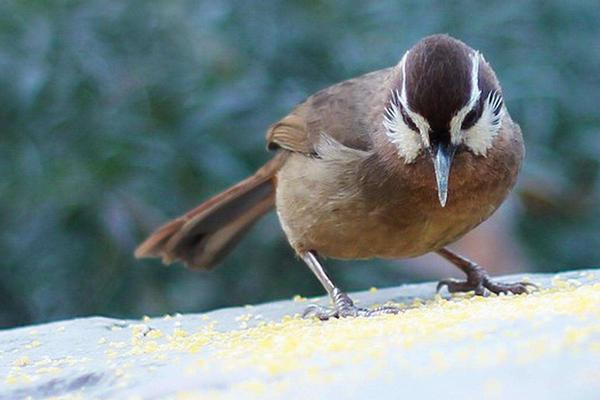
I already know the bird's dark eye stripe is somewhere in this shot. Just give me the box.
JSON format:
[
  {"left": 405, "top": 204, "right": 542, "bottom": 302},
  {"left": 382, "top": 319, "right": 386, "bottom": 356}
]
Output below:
[
  {"left": 460, "top": 91, "right": 503, "bottom": 130},
  {"left": 390, "top": 92, "right": 419, "bottom": 132},
  {"left": 385, "top": 91, "right": 419, "bottom": 133},
  {"left": 461, "top": 109, "right": 478, "bottom": 129},
  {"left": 399, "top": 105, "right": 418, "bottom": 132}
]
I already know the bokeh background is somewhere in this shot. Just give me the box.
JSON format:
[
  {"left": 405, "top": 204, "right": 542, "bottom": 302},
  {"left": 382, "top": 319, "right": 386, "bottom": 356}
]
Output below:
[{"left": 1, "top": 0, "right": 599, "bottom": 328}]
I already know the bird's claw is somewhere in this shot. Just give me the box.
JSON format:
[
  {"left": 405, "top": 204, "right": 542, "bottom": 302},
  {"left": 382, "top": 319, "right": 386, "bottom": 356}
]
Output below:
[
  {"left": 302, "top": 288, "right": 400, "bottom": 320},
  {"left": 302, "top": 304, "right": 400, "bottom": 320},
  {"left": 437, "top": 274, "right": 538, "bottom": 296}
]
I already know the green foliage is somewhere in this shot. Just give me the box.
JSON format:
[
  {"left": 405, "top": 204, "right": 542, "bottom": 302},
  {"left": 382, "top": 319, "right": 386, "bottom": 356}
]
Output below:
[{"left": 1, "top": 0, "right": 598, "bottom": 327}]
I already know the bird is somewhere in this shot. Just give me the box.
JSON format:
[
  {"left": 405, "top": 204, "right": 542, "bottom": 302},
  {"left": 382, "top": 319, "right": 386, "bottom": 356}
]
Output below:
[{"left": 135, "top": 34, "right": 534, "bottom": 320}]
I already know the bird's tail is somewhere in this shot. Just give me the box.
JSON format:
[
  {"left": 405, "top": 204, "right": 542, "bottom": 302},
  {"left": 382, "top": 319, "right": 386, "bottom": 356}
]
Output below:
[{"left": 135, "top": 152, "right": 287, "bottom": 270}]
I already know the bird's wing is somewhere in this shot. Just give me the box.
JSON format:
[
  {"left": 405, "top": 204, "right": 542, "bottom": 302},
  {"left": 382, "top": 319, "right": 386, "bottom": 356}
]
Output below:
[{"left": 266, "top": 67, "right": 394, "bottom": 155}]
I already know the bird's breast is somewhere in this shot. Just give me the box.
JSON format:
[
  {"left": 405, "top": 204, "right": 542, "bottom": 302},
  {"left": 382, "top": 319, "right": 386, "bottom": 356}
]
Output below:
[{"left": 275, "top": 135, "right": 522, "bottom": 260}]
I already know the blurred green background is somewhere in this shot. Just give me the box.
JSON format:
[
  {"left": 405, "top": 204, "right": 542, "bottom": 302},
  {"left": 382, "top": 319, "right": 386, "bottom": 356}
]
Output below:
[{"left": 1, "top": 0, "right": 599, "bottom": 328}]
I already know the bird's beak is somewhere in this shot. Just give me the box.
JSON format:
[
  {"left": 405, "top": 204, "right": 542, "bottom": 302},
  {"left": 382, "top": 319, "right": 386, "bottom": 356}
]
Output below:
[{"left": 431, "top": 141, "right": 457, "bottom": 207}]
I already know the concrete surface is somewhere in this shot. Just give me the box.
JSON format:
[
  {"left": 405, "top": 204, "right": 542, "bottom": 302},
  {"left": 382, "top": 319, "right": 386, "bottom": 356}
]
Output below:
[{"left": 1, "top": 269, "right": 599, "bottom": 399}]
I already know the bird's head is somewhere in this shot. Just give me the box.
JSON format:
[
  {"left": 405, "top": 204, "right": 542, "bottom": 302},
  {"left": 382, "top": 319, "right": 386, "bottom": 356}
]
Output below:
[{"left": 383, "top": 34, "right": 504, "bottom": 207}]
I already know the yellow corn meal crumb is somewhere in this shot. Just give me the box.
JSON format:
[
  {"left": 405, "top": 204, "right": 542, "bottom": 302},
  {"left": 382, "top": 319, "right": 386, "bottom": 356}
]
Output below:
[
  {"left": 172, "top": 328, "right": 189, "bottom": 338},
  {"left": 13, "top": 356, "right": 31, "bottom": 367},
  {"left": 130, "top": 324, "right": 150, "bottom": 337},
  {"left": 4, "top": 278, "right": 599, "bottom": 397},
  {"left": 146, "top": 329, "right": 164, "bottom": 339},
  {"left": 33, "top": 357, "right": 51, "bottom": 367},
  {"left": 292, "top": 294, "right": 307, "bottom": 302},
  {"left": 5, "top": 371, "right": 33, "bottom": 385},
  {"left": 234, "top": 314, "right": 253, "bottom": 322},
  {"left": 25, "top": 340, "right": 41, "bottom": 349},
  {"left": 35, "top": 367, "right": 61, "bottom": 375},
  {"left": 94, "top": 282, "right": 600, "bottom": 389}
]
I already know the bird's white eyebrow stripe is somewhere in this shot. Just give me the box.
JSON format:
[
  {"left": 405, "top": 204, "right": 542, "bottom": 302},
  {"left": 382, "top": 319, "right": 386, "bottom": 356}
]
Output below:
[
  {"left": 398, "top": 51, "right": 431, "bottom": 148},
  {"left": 467, "top": 51, "right": 482, "bottom": 110},
  {"left": 450, "top": 51, "right": 482, "bottom": 144}
]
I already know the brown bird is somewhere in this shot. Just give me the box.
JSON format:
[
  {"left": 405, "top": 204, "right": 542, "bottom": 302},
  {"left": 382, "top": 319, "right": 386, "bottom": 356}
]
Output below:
[{"left": 135, "top": 34, "right": 534, "bottom": 320}]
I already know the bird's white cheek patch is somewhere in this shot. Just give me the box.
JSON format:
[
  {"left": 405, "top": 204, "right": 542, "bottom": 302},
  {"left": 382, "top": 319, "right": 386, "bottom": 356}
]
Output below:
[
  {"left": 385, "top": 124, "right": 422, "bottom": 163},
  {"left": 463, "top": 126, "right": 496, "bottom": 156},
  {"left": 462, "top": 92, "right": 504, "bottom": 156},
  {"left": 382, "top": 100, "right": 423, "bottom": 163}
]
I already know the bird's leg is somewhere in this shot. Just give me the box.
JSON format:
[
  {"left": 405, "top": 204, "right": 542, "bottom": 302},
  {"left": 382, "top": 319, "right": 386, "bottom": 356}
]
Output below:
[
  {"left": 436, "top": 247, "right": 536, "bottom": 296},
  {"left": 300, "top": 251, "right": 400, "bottom": 320}
]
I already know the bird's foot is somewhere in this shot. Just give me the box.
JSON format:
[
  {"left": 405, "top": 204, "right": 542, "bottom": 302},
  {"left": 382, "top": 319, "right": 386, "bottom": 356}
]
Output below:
[
  {"left": 303, "top": 288, "right": 400, "bottom": 320},
  {"left": 437, "top": 264, "right": 537, "bottom": 296}
]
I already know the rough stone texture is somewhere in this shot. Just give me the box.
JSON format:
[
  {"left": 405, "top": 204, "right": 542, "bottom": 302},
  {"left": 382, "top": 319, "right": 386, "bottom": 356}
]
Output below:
[{"left": 1, "top": 269, "right": 599, "bottom": 400}]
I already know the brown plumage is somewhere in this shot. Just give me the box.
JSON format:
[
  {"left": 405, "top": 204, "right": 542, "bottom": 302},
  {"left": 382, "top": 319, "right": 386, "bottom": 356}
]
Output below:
[
  {"left": 134, "top": 152, "right": 287, "bottom": 269},
  {"left": 136, "top": 34, "right": 533, "bottom": 319}
]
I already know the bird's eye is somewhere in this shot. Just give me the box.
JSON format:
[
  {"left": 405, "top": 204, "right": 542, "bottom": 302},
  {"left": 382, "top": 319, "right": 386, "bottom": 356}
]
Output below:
[{"left": 461, "top": 109, "right": 478, "bottom": 130}]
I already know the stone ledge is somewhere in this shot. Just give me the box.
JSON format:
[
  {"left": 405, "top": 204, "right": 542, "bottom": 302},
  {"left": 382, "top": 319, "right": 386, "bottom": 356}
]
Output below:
[{"left": 1, "top": 269, "right": 599, "bottom": 399}]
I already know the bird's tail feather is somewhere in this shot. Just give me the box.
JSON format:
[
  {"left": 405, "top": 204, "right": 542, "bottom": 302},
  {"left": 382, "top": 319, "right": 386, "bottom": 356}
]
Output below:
[{"left": 135, "top": 152, "right": 287, "bottom": 270}]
